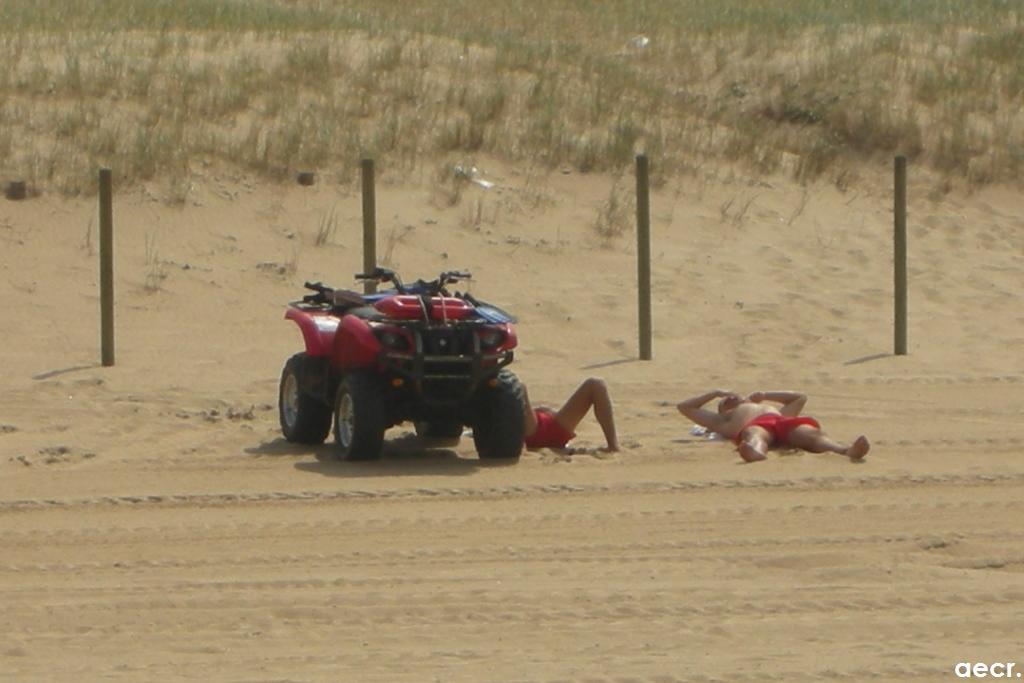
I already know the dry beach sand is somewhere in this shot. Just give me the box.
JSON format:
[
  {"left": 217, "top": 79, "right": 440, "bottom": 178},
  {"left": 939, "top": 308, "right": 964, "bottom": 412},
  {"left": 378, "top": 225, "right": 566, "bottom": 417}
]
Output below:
[{"left": 2, "top": 160, "right": 1024, "bottom": 681}]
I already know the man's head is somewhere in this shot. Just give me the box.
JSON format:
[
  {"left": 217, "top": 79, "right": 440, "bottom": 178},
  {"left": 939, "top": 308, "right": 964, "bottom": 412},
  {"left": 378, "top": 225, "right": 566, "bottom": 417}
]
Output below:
[{"left": 717, "top": 393, "right": 742, "bottom": 414}]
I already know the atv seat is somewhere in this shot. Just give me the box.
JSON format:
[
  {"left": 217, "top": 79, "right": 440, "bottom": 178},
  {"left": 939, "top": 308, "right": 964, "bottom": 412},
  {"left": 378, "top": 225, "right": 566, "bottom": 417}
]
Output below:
[{"left": 330, "top": 288, "right": 368, "bottom": 310}]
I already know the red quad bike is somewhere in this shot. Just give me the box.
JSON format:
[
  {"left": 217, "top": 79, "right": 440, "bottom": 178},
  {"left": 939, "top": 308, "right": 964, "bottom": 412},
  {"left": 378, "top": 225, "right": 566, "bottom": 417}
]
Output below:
[{"left": 278, "top": 267, "right": 525, "bottom": 461}]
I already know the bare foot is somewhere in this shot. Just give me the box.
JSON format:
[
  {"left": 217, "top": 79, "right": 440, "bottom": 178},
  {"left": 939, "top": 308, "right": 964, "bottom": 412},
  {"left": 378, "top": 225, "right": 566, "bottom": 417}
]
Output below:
[
  {"left": 845, "top": 435, "right": 870, "bottom": 460},
  {"left": 738, "top": 442, "right": 767, "bottom": 462}
]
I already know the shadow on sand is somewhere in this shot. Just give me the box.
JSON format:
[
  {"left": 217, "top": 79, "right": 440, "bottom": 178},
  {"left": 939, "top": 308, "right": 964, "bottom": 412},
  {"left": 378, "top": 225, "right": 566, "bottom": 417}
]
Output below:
[
  {"left": 579, "top": 357, "right": 638, "bottom": 371},
  {"left": 247, "top": 433, "right": 517, "bottom": 478},
  {"left": 32, "top": 364, "right": 99, "bottom": 380},
  {"left": 843, "top": 352, "right": 892, "bottom": 366}
]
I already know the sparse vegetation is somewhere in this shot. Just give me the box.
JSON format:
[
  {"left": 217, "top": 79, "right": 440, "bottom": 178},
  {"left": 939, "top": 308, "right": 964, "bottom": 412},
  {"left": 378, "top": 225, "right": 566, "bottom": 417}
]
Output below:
[
  {"left": 593, "top": 178, "right": 635, "bottom": 243},
  {"left": 81, "top": 217, "right": 95, "bottom": 255},
  {"left": 0, "top": 1, "right": 1021, "bottom": 195},
  {"left": 143, "top": 232, "right": 167, "bottom": 292},
  {"left": 314, "top": 206, "right": 339, "bottom": 247},
  {"left": 788, "top": 187, "right": 810, "bottom": 226},
  {"left": 461, "top": 197, "right": 484, "bottom": 231},
  {"left": 381, "top": 225, "right": 414, "bottom": 268},
  {"left": 719, "top": 193, "right": 758, "bottom": 227}
]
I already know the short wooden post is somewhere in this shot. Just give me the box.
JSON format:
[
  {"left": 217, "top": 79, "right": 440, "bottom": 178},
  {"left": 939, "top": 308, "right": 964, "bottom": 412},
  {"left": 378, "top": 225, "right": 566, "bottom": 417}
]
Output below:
[
  {"left": 636, "top": 154, "right": 652, "bottom": 361},
  {"left": 894, "top": 156, "right": 907, "bottom": 356},
  {"left": 99, "top": 168, "right": 115, "bottom": 367},
  {"left": 360, "top": 159, "right": 377, "bottom": 294}
]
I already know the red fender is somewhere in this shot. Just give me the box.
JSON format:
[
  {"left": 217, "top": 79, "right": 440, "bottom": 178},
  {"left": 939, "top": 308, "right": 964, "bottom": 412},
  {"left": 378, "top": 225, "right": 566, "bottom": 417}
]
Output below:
[
  {"left": 285, "top": 307, "right": 341, "bottom": 357},
  {"left": 334, "top": 315, "right": 382, "bottom": 369},
  {"left": 494, "top": 323, "right": 517, "bottom": 352}
]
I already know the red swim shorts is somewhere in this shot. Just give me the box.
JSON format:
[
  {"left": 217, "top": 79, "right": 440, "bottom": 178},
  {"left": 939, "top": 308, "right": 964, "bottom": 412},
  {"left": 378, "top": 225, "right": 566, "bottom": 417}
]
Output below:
[
  {"left": 524, "top": 410, "right": 576, "bottom": 449},
  {"left": 735, "top": 413, "right": 821, "bottom": 446}
]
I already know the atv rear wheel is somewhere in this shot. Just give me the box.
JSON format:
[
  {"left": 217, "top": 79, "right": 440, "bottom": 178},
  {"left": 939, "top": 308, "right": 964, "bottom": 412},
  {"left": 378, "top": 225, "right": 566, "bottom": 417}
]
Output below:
[
  {"left": 472, "top": 370, "right": 524, "bottom": 460},
  {"left": 279, "top": 353, "right": 332, "bottom": 444},
  {"left": 334, "top": 372, "right": 387, "bottom": 460}
]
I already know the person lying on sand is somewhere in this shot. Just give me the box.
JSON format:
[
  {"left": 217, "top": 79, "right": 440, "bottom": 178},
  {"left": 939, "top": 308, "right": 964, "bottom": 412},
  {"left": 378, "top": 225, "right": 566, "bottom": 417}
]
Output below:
[
  {"left": 676, "top": 389, "right": 869, "bottom": 463},
  {"left": 523, "top": 378, "right": 620, "bottom": 452}
]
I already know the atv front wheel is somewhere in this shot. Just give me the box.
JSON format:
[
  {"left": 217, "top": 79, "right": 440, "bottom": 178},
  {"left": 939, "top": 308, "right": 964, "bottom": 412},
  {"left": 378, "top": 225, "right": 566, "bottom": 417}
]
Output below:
[
  {"left": 334, "top": 372, "right": 387, "bottom": 460},
  {"left": 279, "top": 353, "right": 333, "bottom": 444},
  {"left": 472, "top": 370, "right": 524, "bottom": 460}
]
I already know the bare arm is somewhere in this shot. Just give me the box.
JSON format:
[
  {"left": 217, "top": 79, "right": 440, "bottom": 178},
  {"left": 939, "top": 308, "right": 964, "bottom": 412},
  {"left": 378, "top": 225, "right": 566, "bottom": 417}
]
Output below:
[
  {"left": 747, "top": 390, "right": 807, "bottom": 416},
  {"left": 677, "top": 389, "right": 735, "bottom": 432}
]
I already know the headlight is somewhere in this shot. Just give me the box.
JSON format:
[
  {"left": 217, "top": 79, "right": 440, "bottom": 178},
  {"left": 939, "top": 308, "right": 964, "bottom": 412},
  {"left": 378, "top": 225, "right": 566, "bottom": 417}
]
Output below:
[
  {"left": 375, "top": 328, "right": 409, "bottom": 350},
  {"left": 478, "top": 327, "right": 506, "bottom": 349}
]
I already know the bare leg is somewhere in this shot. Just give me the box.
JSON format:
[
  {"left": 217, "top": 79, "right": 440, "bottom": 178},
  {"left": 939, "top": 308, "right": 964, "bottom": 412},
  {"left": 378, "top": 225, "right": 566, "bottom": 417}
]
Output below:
[
  {"left": 522, "top": 384, "right": 538, "bottom": 439},
  {"left": 737, "top": 426, "right": 770, "bottom": 462},
  {"left": 787, "top": 425, "right": 870, "bottom": 460},
  {"left": 554, "top": 378, "right": 619, "bottom": 451}
]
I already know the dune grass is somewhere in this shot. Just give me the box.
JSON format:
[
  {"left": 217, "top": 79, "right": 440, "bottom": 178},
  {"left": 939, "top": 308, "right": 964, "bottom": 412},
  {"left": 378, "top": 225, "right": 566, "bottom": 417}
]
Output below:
[{"left": 0, "top": 0, "right": 1021, "bottom": 195}]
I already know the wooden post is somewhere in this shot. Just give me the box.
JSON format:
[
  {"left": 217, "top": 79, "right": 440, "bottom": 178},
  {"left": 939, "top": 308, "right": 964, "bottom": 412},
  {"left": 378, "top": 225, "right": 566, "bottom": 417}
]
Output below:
[
  {"left": 360, "top": 159, "right": 377, "bottom": 294},
  {"left": 99, "top": 168, "right": 115, "bottom": 367},
  {"left": 894, "top": 156, "right": 907, "bottom": 356},
  {"left": 635, "top": 154, "right": 652, "bottom": 361}
]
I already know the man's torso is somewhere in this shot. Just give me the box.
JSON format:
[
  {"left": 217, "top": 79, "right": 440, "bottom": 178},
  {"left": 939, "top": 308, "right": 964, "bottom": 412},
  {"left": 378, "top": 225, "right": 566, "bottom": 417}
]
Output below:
[{"left": 718, "top": 402, "right": 781, "bottom": 438}]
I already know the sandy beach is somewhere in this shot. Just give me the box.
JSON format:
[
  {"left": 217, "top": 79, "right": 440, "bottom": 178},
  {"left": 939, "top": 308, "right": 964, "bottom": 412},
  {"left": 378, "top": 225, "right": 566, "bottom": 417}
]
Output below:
[{"left": 2, "top": 160, "right": 1024, "bottom": 681}]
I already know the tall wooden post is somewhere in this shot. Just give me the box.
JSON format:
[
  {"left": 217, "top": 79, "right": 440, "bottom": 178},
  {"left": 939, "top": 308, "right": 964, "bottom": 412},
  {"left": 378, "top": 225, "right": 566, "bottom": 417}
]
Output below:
[
  {"left": 894, "top": 156, "right": 908, "bottom": 356},
  {"left": 361, "top": 159, "right": 377, "bottom": 294},
  {"left": 99, "top": 168, "right": 115, "bottom": 367},
  {"left": 636, "top": 154, "right": 652, "bottom": 360}
]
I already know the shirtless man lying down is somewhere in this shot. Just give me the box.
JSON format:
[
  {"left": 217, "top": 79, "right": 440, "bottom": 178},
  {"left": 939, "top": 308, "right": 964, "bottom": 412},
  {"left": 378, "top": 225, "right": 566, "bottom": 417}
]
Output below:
[{"left": 677, "top": 389, "right": 870, "bottom": 463}]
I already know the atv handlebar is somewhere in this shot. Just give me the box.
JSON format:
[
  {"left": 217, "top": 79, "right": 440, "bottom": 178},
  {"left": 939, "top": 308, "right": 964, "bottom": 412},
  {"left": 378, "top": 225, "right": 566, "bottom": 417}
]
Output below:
[
  {"left": 354, "top": 267, "right": 405, "bottom": 292},
  {"left": 302, "top": 281, "right": 334, "bottom": 304},
  {"left": 301, "top": 269, "right": 473, "bottom": 304},
  {"left": 439, "top": 270, "right": 472, "bottom": 284},
  {"left": 353, "top": 268, "right": 472, "bottom": 296}
]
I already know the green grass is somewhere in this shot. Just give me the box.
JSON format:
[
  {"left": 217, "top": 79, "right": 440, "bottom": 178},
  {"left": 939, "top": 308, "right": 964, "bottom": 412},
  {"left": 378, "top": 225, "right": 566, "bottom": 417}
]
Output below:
[{"left": 0, "top": 0, "right": 1021, "bottom": 195}]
